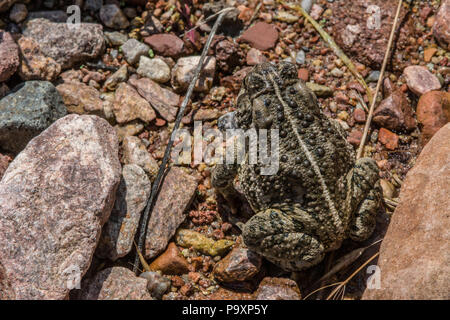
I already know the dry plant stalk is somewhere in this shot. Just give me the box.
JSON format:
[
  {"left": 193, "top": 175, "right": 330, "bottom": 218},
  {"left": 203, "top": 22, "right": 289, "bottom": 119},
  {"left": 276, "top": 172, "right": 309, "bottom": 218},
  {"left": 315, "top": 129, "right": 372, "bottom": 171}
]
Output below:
[
  {"left": 133, "top": 8, "right": 233, "bottom": 273},
  {"left": 356, "top": 0, "right": 404, "bottom": 159}
]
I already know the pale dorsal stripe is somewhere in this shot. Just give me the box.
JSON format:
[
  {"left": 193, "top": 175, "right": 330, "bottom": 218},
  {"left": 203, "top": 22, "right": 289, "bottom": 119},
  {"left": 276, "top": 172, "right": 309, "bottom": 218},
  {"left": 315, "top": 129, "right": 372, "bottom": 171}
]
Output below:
[{"left": 267, "top": 72, "right": 344, "bottom": 235}]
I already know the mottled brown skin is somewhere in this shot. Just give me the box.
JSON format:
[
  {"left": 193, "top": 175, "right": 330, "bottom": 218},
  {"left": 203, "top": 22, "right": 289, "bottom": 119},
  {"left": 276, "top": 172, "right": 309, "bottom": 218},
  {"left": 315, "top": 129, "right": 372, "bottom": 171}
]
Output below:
[{"left": 212, "top": 62, "right": 381, "bottom": 271}]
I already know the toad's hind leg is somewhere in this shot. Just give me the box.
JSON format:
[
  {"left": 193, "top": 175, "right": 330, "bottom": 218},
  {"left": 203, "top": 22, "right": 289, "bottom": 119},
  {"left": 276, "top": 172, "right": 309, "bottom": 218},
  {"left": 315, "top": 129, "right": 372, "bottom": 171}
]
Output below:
[
  {"left": 242, "top": 208, "right": 325, "bottom": 271},
  {"left": 211, "top": 164, "right": 240, "bottom": 214},
  {"left": 348, "top": 158, "right": 382, "bottom": 242}
]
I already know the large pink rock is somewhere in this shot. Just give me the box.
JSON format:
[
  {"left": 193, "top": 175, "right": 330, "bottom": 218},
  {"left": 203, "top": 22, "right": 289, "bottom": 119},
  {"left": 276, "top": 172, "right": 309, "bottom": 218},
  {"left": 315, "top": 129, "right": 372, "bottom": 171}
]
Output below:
[
  {"left": 240, "top": 22, "right": 279, "bottom": 51},
  {"left": 144, "top": 34, "right": 184, "bottom": 58},
  {"left": 363, "top": 123, "right": 450, "bottom": 300},
  {"left": 0, "top": 114, "right": 121, "bottom": 300},
  {"left": 403, "top": 66, "right": 441, "bottom": 96}
]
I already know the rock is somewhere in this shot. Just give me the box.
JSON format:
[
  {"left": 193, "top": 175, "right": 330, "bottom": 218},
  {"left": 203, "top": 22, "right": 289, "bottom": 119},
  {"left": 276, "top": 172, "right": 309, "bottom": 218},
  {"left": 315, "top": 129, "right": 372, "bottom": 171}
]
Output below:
[
  {"left": 77, "top": 267, "right": 152, "bottom": 300},
  {"left": 145, "top": 167, "right": 199, "bottom": 259},
  {"left": 202, "top": 3, "right": 243, "bottom": 36},
  {"left": 240, "top": 22, "right": 279, "bottom": 51},
  {"left": 137, "top": 56, "right": 171, "bottom": 83},
  {"left": 144, "top": 34, "right": 184, "bottom": 58},
  {"left": 353, "top": 108, "right": 366, "bottom": 123},
  {"left": 373, "top": 90, "right": 416, "bottom": 131},
  {"left": 301, "top": 0, "right": 314, "bottom": 13},
  {"left": 297, "top": 68, "right": 309, "bottom": 81},
  {"left": 121, "top": 38, "right": 150, "bottom": 65},
  {"left": 104, "top": 65, "right": 128, "bottom": 91},
  {"left": 347, "top": 128, "right": 363, "bottom": 146},
  {"left": 378, "top": 128, "right": 398, "bottom": 150},
  {"left": 115, "top": 121, "right": 144, "bottom": 142},
  {"left": 139, "top": 271, "right": 170, "bottom": 300},
  {"left": 17, "top": 37, "right": 61, "bottom": 82},
  {"left": 433, "top": 0, "right": 450, "bottom": 50},
  {"left": 193, "top": 109, "right": 221, "bottom": 121},
  {"left": 113, "top": 83, "right": 156, "bottom": 124},
  {"left": 0, "top": 81, "right": 67, "bottom": 153},
  {"left": 363, "top": 124, "right": 450, "bottom": 300},
  {"left": 329, "top": 0, "right": 414, "bottom": 71},
  {"left": 366, "top": 70, "right": 380, "bottom": 83},
  {"left": 246, "top": 48, "right": 266, "bottom": 66},
  {"left": 171, "top": 56, "right": 216, "bottom": 93},
  {"left": 310, "top": 4, "right": 324, "bottom": 20},
  {"left": 0, "top": 153, "right": 11, "bottom": 179},
  {"left": 97, "top": 164, "right": 151, "bottom": 261},
  {"left": 254, "top": 277, "right": 301, "bottom": 300},
  {"left": 218, "top": 111, "right": 238, "bottom": 132},
  {"left": 148, "top": 242, "right": 191, "bottom": 275},
  {"left": 122, "top": 136, "right": 159, "bottom": 179},
  {"left": 306, "top": 82, "right": 332, "bottom": 97},
  {"left": 105, "top": 31, "right": 128, "bottom": 46},
  {"left": 275, "top": 11, "right": 299, "bottom": 24},
  {"left": 23, "top": 18, "right": 105, "bottom": 69},
  {"left": 56, "top": 81, "right": 103, "bottom": 115},
  {"left": 128, "top": 76, "right": 179, "bottom": 122},
  {"left": 9, "top": 3, "right": 27, "bottom": 23},
  {"left": 0, "top": 0, "right": 16, "bottom": 12},
  {"left": 0, "top": 31, "right": 19, "bottom": 82},
  {"left": 84, "top": 0, "right": 103, "bottom": 12},
  {"left": 295, "top": 50, "right": 306, "bottom": 65},
  {"left": 214, "top": 38, "right": 242, "bottom": 73},
  {"left": 403, "top": 66, "right": 441, "bottom": 96},
  {"left": 175, "top": 229, "right": 234, "bottom": 257},
  {"left": 213, "top": 246, "right": 262, "bottom": 283},
  {"left": 417, "top": 91, "right": 450, "bottom": 145},
  {"left": 423, "top": 47, "right": 438, "bottom": 63},
  {"left": 0, "top": 114, "right": 121, "bottom": 299},
  {"left": 27, "top": 10, "right": 67, "bottom": 22},
  {"left": 99, "top": 4, "right": 130, "bottom": 29}
]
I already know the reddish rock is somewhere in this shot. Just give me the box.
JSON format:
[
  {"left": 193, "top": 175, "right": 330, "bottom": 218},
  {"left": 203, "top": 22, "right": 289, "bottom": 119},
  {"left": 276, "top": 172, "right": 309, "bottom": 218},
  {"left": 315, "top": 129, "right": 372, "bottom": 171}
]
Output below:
[
  {"left": 144, "top": 167, "right": 199, "bottom": 259},
  {"left": 254, "top": 277, "right": 301, "bottom": 300},
  {"left": 246, "top": 48, "right": 266, "bottom": 66},
  {"left": 240, "top": 22, "right": 279, "bottom": 51},
  {"left": 0, "top": 115, "right": 121, "bottom": 299},
  {"left": 56, "top": 81, "right": 103, "bottom": 115},
  {"left": 129, "top": 76, "right": 179, "bottom": 122},
  {"left": 0, "top": 31, "right": 19, "bottom": 82},
  {"left": 297, "top": 68, "right": 309, "bottom": 81},
  {"left": 433, "top": 0, "right": 450, "bottom": 50},
  {"left": 363, "top": 124, "right": 450, "bottom": 300},
  {"left": 77, "top": 267, "right": 152, "bottom": 300},
  {"left": 221, "top": 67, "right": 252, "bottom": 92},
  {"left": 149, "top": 242, "right": 191, "bottom": 275},
  {"left": 214, "top": 38, "right": 243, "bottom": 73},
  {"left": 403, "top": 66, "right": 441, "bottom": 96},
  {"left": 416, "top": 91, "right": 450, "bottom": 145},
  {"left": 373, "top": 90, "right": 416, "bottom": 131},
  {"left": 347, "top": 129, "right": 363, "bottom": 146},
  {"left": 329, "top": 0, "right": 414, "bottom": 71},
  {"left": 353, "top": 108, "right": 366, "bottom": 123},
  {"left": 144, "top": 34, "right": 184, "bottom": 58},
  {"left": 378, "top": 128, "right": 399, "bottom": 150},
  {"left": 213, "top": 246, "right": 262, "bottom": 283}
]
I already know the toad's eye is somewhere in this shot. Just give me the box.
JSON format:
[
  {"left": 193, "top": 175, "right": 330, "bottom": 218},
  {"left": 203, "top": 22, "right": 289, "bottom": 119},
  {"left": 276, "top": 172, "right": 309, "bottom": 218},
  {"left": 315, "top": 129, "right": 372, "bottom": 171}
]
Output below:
[
  {"left": 245, "top": 74, "right": 265, "bottom": 94},
  {"left": 278, "top": 62, "right": 298, "bottom": 80}
]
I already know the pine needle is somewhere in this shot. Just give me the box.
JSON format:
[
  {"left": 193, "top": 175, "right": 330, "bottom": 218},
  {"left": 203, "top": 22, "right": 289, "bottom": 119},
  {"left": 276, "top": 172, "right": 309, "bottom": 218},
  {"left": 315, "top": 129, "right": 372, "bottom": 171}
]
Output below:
[{"left": 134, "top": 241, "right": 151, "bottom": 272}]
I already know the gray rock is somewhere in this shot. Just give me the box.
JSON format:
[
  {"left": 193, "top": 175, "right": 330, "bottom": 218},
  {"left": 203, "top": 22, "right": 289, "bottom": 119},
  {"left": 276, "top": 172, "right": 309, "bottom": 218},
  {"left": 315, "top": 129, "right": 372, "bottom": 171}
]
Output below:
[
  {"left": 104, "top": 64, "right": 128, "bottom": 91},
  {"left": 171, "top": 56, "right": 216, "bottom": 93},
  {"left": 295, "top": 50, "right": 306, "bottom": 65},
  {"left": 301, "top": 0, "right": 315, "bottom": 13},
  {"left": 84, "top": 0, "right": 103, "bottom": 12},
  {"left": 97, "top": 164, "right": 151, "bottom": 261},
  {"left": 145, "top": 166, "right": 199, "bottom": 259},
  {"left": 23, "top": 18, "right": 105, "bottom": 69},
  {"left": 218, "top": 111, "right": 238, "bottom": 132},
  {"left": 27, "top": 10, "right": 68, "bottom": 22},
  {"left": 366, "top": 70, "right": 381, "bottom": 83},
  {"left": 105, "top": 31, "right": 128, "bottom": 46},
  {"left": 122, "top": 136, "right": 159, "bottom": 180},
  {"left": 140, "top": 271, "right": 170, "bottom": 300},
  {"left": 0, "top": 81, "right": 67, "bottom": 153},
  {"left": 0, "top": 114, "right": 121, "bottom": 300},
  {"left": 137, "top": 56, "right": 171, "bottom": 83},
  {"left": 100, "top": 4, "right": 130, "bottom": 30},
  {"left": 9, "top": 3, "right": 27, "bottom": 23},
  {"left": 77, "top": 267, "right": 152, "bottom": 300},
  {"left": 121, "top": 38, "right": 150, "bottom": 65}
]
